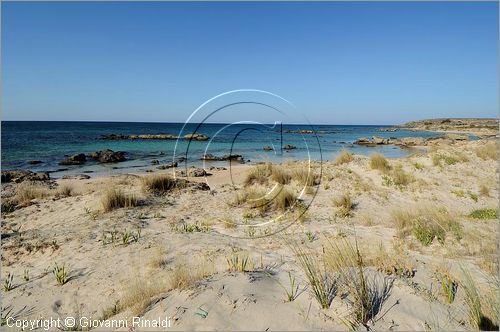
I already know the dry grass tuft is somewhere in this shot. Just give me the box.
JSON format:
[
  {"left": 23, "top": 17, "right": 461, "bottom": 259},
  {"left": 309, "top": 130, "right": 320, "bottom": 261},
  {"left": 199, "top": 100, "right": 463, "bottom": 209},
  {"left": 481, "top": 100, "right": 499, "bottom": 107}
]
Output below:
[
  {"left": 391, "top": 206, "right": 462, "bottom": 246},
  {"left": 272, "top": 186, "right": 297, "bottom": 211},
  {"left": 271, "top": 165, "right": 291, "bottom": 185},
  {"left": 332, "top": 193, "right": 354, "bottom": 217},
  {"left": 244, "top": 164, "right": 273, "bottom": 186},
  {"left": 475, "top": 141, "right": 499, "bottom": 161},
  {"left": 101, "top": 189, "right": 138, "bottom": 212},
  {"left": 141, "top": 174, "right": 185, "bottom": 193},
  {"left": 391, "top": 165, "right": 414, "bottom": 187},
  {"left": 14, "top": 181, "right": 50, "bottom": 204},
  {"left": 119, "top": 277, "right": 168, "bottom": 316},
  {"left": 334, "top": 150, "right": 354, "bottom": 165},
  {"left": 168, "top": 259, "right": 214, "bottom": 290},
  {"left": 291, "top": 168, "right": 320, "bottom": 187},
  {"left": 370, "top": 154, "right": 390, "bottom": 172}
]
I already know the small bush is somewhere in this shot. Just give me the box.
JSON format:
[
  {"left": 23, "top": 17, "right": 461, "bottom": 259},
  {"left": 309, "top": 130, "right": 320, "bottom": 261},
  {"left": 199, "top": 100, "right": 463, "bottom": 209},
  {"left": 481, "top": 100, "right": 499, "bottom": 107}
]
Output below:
[
  {"left": 475, "top": 141, "right": 499, "bottom": 161},
  {"left": 334, "top": 150, "right": 354, "bottom": 165},
  {"left": 57, "top": 183, "right": 74, "bottom": 197},
  {"left": 169, "top": 260, "right": 213, "bottom": 290},
  {"left": 432, "top": 152, "right": 468, "bottom": 166},
  {"left": 479, "top": 184, "right": 490, "bottom": 197},
  {"left": 370, "top": 154, "right": 390, "bottom": 172},
  {"left": 469, "top": 208, "right": 498, "bottom": 220},
  {"left": 101, "top": 189, "right": 138, "bottom": 212},
  {"left": 1, "top": 200, "right": 16, "bottom": 214}
]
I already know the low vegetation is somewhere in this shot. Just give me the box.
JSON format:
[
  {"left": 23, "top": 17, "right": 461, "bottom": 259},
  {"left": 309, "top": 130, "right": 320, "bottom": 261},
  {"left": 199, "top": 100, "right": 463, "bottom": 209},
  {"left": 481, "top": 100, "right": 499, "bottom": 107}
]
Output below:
[
  {"left": 101, "top": 189, "right": 138, "bottom": 212},
  {"left": 334, "top": 150, "right": 354, "bottom": 165},
  {"left": 475, "top": 141, "right": 499, "bottom": 161},
  {"left": 141, "top": 174, "right": 186, "bottom": 193},
  {"left": 370, "top": 153, "right": 390, "bottom": 172},
  {"left": 469, "top": 208, "right": 498, "bottom": 220},
  {"left": 53, "top": 263, "right": 69, "bottom": 285},
  {"left": 391, "top": 206, "right": 462, "bottom": 246},
  {"left": 332, "top": 193, "right": 353, "bottom": 217}
]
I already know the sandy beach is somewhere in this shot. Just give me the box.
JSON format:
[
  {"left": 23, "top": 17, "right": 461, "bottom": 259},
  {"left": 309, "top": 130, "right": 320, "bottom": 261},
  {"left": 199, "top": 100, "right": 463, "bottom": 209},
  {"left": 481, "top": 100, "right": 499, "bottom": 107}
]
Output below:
[{"left": 2, "top": 130, "right": 498, "bottom": 331}]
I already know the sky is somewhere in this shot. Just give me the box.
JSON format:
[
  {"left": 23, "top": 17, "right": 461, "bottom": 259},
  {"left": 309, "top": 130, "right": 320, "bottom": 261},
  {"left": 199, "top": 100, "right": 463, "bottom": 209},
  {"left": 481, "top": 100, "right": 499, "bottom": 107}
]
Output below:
[{"left": 2, "top": 2, "right": 498, "bottom": 125}]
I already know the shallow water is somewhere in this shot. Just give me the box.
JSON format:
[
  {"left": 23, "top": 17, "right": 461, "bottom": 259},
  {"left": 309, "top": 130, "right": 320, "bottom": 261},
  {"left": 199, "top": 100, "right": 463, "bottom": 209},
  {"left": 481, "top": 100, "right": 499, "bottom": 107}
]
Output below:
[{"left": 2, "top": 121, "right": 443, "bottom": 178}]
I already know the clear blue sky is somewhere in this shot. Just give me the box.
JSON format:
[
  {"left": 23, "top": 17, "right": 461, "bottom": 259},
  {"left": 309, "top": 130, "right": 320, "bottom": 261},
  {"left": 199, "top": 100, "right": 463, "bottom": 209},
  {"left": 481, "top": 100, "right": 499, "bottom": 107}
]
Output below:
[{"left": 2, "top": 2, "right": 498, "bottom": 124}]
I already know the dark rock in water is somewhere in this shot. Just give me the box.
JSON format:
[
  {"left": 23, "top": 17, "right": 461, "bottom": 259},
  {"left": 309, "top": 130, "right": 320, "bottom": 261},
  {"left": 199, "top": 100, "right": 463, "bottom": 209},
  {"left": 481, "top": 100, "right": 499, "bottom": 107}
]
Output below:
[
  {"left": 146, "top": 169, "right": 154, "bottom": 173},
  {"left": 176, "top": 156, "right": 187, "bottom": 163},
  {"left": 184, "top": 133, "right": 209, "bottom": 141},
  {"left": 200, "top": 153, "right": 244, "bottom": 162},
  {"left": 62, "top": 174, "right": 91, "bottom": 180},
  {"left": 87, "top": 149, "right": 126, "bottom": 163},
  {"left": 82, "top": 170, "right": 94, "bottom": 173},
  {"left": 263, "top": 146, "right": 273, "bottom": 151},
  {"left": 56, "top": 168, "right": 69, "bottom": 172},
  {"left": 283, "top": 144, "right": 297, "bottom": 150},
  {"left": 157, "top": 162, "right": 178, "bottom": 170},
  {"left": 59, "top": 153, "right": 87, "bottom": 165},
  {"left": 151, "top": 159, "right": 160, "bottom": 165},
  {"left": 1, "top": 170, "right": 50, "bottom": 183},
  {"left": 28, "top": 160, "right": 43, "bottom": 165}
]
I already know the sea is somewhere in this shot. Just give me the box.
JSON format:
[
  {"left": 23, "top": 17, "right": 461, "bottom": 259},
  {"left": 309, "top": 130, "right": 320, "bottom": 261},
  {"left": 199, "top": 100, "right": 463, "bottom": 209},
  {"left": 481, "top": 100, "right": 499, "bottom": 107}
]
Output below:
[{"left": 1, "top": 121, "right": 444, "bottom": 179}]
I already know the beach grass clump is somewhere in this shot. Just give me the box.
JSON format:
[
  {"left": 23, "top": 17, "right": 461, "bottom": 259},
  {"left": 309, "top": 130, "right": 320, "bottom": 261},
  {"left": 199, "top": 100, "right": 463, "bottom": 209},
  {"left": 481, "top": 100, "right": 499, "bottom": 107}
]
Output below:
[
  {"left": 370, "top": 153, "right": 390, "bottom": 172},
  {"left": 479, "top": 184, "right": 490, "bottom": 197},
  {"left": 460, "top": 268, "right": 499, "bottom": 330},
  {"left": 56, "top": 183, "right": 75, "bottom": 197},
  {"left": 291, "top": 168, "right": 320, "bottom": 187},
  {"left": 432, "top": 151, "right": 469, "bottom": 166},
  {"left": 391, "top": 206, "right": 462, "bottom": 245},
  {"left": 226, "top": 252, "right": 252, "bottom": 272},
  {"left": 53, "top": 263, "right": 69, "bottom": 285},
  {"left": 3, "top": 273, "right": 14, "bottom": 291},
  {"left": 169, "top": 259, "right": 213, "bottom": 290},
  {"left": 244, "top": 163, "right": 273, "bottom": 186},
  {"left": 469, "top": 208, "right": 498, "bottom": 220},
  {"left": 438, "top": 271, "right": 458, "bottom": 304},
  {"left": 390, "top": 165, "right": 414, "bottom": 187},
  {"left": 119, "top": 278, "right": 168, "bottom": 316},
  {"left": 271, "top": 165, "right": 292, "bottom": 185},
  {"left": 334, "top": 150, "right": 354, "bottom": 165},
  {"left": 14, "top": 181, "right": 50, "bottom": 205},
  {"left": 288, "top": 240, "right": 336, "bottom": 309},
  {"left": 475, "top": 141, "right": 499, "bottom": 161},
  {"left": 1, "top": 200, "right": 16, "bottom": 214},
  {"left": 141, "top": 174, "right": 185, "bottom": 193},
  {"left": 272, "top": 186, "right": 297, "bottom": 211},
  {"left": 101, "top": 189, "right": 138, "bottom": 212},
  {"left": 324, "top": 239, "right": 392, "bottom": 327},
  {"left": 332, "top": 193, "right": 353, "bottom": 217}
]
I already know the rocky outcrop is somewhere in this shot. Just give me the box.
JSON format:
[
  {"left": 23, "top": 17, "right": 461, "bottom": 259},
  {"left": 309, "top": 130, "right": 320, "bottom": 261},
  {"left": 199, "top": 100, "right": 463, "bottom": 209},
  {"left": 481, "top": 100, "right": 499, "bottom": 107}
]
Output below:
[
  {"left": 59, "top": 153, "right": 87, "bottom": 165},
  {"left": 354, "top": 134, "right": 469, "bottom": 147},
  {"left": 151, "top": 160, "right": 160, "bottom": 165},
  {"left": 188, "top": 168, "right": 208, "bottom": 177},
  {"left": 263, "top": 146, "right": 273, "bottom": 151},
  {"left": 62, "top": 174, "right": 91, "bottom": 180},
  {"left": 99, "top": 133, "right": 210, "bottom": 141},
  {"left": 28, "top": 160, "right": 43, "bottom": 165},
  {"left": 184, "top": 133, "right": 209, "bottom": 141},
  {"left": 1, "top": 170, "right": 50, "bottom": 183},
  {"left": 87, "top": 150, "right": 126, "bottom": 163},
  {"left": 200, "top": 154, "right": 244, "bottom": 162},
  {"left": 283, "top": 144, "right": 297, "bottom": 150}
]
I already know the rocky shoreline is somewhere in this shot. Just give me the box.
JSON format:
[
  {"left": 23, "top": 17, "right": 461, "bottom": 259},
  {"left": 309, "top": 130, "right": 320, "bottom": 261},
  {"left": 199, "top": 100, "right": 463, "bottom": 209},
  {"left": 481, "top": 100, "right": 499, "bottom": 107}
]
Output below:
[{"left": 99, "top": 133, "right": 210, "bottom": 141}]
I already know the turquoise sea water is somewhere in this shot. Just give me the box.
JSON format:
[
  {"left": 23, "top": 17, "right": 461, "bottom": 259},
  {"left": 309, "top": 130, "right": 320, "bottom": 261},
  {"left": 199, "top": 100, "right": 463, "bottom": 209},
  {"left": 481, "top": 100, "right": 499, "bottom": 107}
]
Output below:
[{"left": 1, "top": 121, "right": 442, "bottom": 178}]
